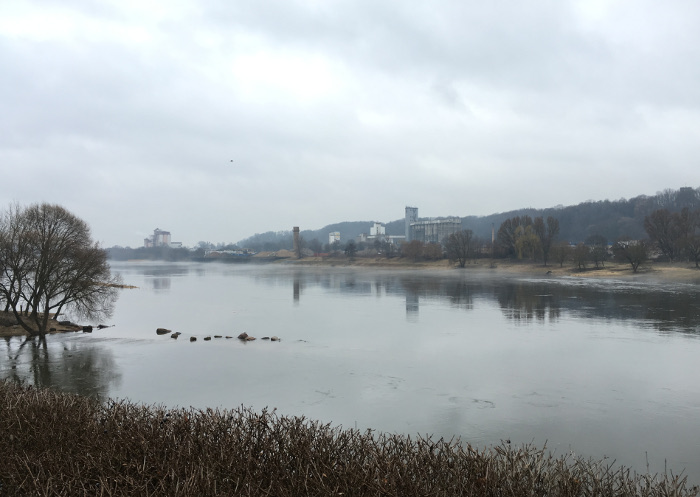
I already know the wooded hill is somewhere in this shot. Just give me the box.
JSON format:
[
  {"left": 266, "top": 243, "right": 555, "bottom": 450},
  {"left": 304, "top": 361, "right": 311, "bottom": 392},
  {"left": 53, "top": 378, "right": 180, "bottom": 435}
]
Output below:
[{"left": 238, "top": 186, "right": 700, "bottom": 250}]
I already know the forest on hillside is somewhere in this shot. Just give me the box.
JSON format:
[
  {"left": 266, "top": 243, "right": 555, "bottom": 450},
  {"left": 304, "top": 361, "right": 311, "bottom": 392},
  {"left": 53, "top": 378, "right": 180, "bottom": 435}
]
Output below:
[{"left": 237, "top": 186, "right": 700, "bottom": 251}]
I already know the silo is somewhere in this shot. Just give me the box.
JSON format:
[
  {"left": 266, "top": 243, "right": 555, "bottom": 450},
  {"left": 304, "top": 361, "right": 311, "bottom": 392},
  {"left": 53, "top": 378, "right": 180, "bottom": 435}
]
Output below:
[{"left": 405, "top": 207, "right": 418, "bottom": 242}]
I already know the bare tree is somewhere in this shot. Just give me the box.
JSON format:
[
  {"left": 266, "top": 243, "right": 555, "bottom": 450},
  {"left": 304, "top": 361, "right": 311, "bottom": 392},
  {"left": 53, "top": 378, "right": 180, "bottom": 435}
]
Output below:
[
  {"left": 644, "top": 209, "right": 681, "bottom": 261},
  {"left": 497, "top": 216, "right": 532, "bottom": 257},
  {"left": 401, "top": 240, "right": 424, "bottom": 261},
  {"left": 445, "top": 230, "right": 474, "bottom": 268},
  {"left": 551, "top": 241, "right": 572, "bottom": 268},
  {"left": 0, "top": 203, "right": 120, "bottom": 335},
  {"left": 682, "top": 209, "right": 700, "bottom": 268},
  {"left": 344, "top": 240, "right": 357, "bottom": 260},
  {"left": 533, "top": 216, "right": 560, "bottom": 266},
  {"left": 572, "top": 242, "right": 589, "bottom": 270},
  {"left": 586, "top": 234, "right": 608, "bottom": 269},
  {"left": 613, "top": 238, "right": 648, "bottom": 273},
  {"left": 514, "top": 224, "right": 540, "bottom": 261}
]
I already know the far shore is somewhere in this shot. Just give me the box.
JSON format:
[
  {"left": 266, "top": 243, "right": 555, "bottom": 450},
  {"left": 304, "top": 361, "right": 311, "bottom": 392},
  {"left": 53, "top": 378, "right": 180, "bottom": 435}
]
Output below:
[
  {"left": 283, "top": 256, "right": 700, "bottom": 283},
  {"left": 3, "top": 259, "right": 698, "bottom": 339}
]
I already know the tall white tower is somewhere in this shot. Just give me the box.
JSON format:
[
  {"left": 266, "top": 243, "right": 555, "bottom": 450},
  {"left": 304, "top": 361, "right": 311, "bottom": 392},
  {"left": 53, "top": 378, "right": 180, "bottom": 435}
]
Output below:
[{"left": 405, "top": 206, "right": 418, "bottom": 242}]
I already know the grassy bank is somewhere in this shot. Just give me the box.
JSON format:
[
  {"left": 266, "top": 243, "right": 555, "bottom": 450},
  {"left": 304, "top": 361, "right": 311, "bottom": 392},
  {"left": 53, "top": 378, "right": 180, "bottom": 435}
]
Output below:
[{"left": 0, "top": 381, "right": 696, "bottom": 496}]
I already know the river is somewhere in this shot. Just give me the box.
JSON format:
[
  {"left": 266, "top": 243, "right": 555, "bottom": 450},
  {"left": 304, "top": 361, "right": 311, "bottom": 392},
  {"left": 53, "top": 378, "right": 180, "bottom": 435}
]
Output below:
[{"left": 2, "top": 261, "right": 700, "bottom": 484}]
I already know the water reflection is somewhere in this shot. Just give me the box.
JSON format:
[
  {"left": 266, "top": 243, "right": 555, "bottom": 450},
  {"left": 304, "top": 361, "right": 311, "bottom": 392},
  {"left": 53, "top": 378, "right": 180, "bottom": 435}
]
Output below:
[
  {"left": 111, "top": 261, "right": 700, "bottom": 335},
  {"left": 1, "top": 335, "right": 121, "bottom": 400}
]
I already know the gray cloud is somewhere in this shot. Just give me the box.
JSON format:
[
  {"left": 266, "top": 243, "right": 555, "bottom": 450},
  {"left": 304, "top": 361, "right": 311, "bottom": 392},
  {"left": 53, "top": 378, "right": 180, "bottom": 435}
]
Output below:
[{"left": 1, "top": 0, "right": 699, "bottom": 246}]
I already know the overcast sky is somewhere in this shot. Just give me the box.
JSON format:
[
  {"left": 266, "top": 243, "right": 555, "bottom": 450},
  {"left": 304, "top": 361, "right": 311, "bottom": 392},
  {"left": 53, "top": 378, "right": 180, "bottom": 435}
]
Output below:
[{"left": 2, "top": 1, "right": 699, "bottom": 247}]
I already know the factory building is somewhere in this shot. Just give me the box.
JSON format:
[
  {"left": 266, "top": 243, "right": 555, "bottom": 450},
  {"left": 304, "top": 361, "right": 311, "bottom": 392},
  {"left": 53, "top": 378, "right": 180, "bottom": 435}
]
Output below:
[
  {"left": 144, "top": 228, "right": 181, "bottom": 248},
  {"left": 405, "top": 207, "right": 461, "bottom": 244}
]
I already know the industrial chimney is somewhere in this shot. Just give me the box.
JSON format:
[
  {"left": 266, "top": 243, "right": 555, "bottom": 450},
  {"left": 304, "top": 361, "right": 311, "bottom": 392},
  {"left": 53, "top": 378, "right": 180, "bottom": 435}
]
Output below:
[{"left": 293, "top": 226, "right": 300, "bottom": 258}]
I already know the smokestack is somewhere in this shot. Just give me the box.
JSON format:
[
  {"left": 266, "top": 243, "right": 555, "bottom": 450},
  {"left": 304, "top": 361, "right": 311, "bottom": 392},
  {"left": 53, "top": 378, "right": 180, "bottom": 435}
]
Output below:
[{"left": 293, "top": 226, "right": 300, "bottom": 257}]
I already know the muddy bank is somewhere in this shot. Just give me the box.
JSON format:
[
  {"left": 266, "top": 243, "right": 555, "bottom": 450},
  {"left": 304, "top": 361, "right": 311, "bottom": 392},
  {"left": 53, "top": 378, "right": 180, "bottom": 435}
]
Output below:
[{"left": 0, "top": 312, "right": 83, "bottom": 338}]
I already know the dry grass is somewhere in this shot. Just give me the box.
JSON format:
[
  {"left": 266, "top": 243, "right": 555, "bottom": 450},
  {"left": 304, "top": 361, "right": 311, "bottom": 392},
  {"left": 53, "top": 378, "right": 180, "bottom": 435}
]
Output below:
[{"left": 1, "top": 381, "right": 697, "bottom": 497}]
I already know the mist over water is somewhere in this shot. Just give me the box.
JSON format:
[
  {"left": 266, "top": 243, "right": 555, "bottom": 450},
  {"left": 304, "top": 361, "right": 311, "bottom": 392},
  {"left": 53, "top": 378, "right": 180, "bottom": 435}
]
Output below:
[{"left": 3, "top": 261, "right": 700, "bottom": 484}]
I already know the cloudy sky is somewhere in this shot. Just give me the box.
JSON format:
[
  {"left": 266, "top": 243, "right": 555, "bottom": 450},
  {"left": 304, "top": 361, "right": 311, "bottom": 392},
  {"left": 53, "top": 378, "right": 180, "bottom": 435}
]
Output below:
[{"left": 1, "top": 1, "right": 699, "bottom": 247}]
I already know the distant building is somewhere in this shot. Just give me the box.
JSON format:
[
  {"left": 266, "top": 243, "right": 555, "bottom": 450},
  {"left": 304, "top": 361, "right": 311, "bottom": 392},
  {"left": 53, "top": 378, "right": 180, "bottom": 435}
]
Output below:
[
  {"left": 409, "top": 217, "right": 461, "bottom": 244},
  {"left": 370, "top": 222, "right": 385, "bottom": 237},
  {"left": 387, "top": 235, "right": 405, "bottom": 245},
  {"left": 144, "top": 228, "right": 181, "bottom": 248},
  {"left": 329, "top": 232, "right": 341, "bottom": 245},
  {"left": 404, "top": 207, "right": 460, "bottom": 244},
  {"left": 405, "top": 207, "right": 418, "bottom": 241}
]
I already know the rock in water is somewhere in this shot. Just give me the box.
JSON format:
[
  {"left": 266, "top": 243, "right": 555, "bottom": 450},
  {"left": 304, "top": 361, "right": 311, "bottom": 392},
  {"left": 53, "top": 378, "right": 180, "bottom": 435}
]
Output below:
[
  {"left": 237, "top": 332, "right": 248, "bottom": 340},
  {"left": 156, "top": 328, "right": 171, "bottom": 335},
  {"left": 190, "top": 337, "right": 196, "bottom": 342}
]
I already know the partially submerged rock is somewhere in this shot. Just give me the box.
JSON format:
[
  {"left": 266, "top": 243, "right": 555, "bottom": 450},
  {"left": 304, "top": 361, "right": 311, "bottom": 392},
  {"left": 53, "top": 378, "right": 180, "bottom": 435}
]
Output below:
[{"left": 156, "top": 328, "right": 171, "bottom": 335}]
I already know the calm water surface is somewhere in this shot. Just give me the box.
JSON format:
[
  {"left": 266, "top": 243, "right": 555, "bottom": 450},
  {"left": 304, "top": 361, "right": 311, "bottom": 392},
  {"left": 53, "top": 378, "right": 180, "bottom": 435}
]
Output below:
[{"left": 2, "top": 261, "right": 700, "bottom": 483}]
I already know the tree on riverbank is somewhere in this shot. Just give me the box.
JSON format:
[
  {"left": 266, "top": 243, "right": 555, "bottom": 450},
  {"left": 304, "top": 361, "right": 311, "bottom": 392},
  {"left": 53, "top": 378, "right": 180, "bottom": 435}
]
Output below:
[
  {"left": 613, "top": 238, "right": 649, "bottom": 273},
  {"left": 445, "top": 229, "right": 475, "bottom": 267},
  {"left": 0, "top": 203, "right": 120, "bottom": 335}
]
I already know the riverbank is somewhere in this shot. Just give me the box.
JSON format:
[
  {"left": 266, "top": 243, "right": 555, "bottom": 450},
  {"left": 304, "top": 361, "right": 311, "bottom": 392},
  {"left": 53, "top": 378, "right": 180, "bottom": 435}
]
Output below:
[
  {"left": 289, "top": 256, "right": 700, "bottom": 284},
  {"left": 0, "top": 312, "right": 82, "bottom": 338},
  {"left": 1, "top": 380, "right": 696, "bottom": 496}
]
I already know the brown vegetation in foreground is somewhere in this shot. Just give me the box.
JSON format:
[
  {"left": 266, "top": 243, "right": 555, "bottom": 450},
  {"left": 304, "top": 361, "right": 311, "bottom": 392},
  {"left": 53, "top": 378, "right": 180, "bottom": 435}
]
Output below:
[{"left": 1, "top": 381, "right": 697, "bottom": 497}]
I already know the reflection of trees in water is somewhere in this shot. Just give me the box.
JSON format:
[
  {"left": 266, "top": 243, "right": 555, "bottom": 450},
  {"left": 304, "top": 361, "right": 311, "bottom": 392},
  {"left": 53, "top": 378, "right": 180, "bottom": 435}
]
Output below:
[
  {"left": 493, "top": 281, "right": 700, "bottom": 333},
  {"left": 230, "top": 267, "right": 700, "bottom": 334},
  {"left": 494, "top": 283, "right": 561, "bottom": 323},
  {"left": 560, "top": 286, "right": 700, "bottom": 334},
  {"left": 113, "top": 263, "right": 193, "bottom": 292},
  {"left": 1, "top": 336, "right": 121, "bottom": 400},
  {"left": 151, "top": 277, "right": 171, "bottom": 290}
]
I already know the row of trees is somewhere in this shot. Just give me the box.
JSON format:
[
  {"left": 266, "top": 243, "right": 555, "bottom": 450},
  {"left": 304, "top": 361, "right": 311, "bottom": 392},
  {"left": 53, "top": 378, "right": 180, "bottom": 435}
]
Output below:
[
  {"left": 0, "top": 203, "right": 119, "bottom": 335},
  {"left": 490, "top": 206, "right": 700, "bottom": 271},
  {"left": 496, "top": 216, "right": 560, "bottom": 266},
  {"left": 644, "top": 208, "right": 700, "bottom": 266}
]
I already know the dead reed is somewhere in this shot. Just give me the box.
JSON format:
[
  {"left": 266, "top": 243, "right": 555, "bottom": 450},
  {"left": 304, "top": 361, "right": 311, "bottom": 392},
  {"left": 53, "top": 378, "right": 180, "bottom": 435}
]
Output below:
[{"left": 1, "top": 380, "right": 697, "bottom": 496}]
